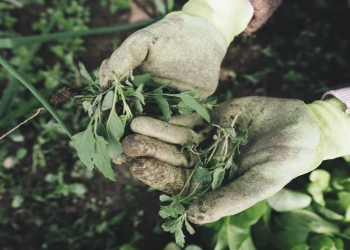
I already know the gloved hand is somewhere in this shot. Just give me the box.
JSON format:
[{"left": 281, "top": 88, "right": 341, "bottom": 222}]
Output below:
[
  {"left": 99, "top": 0, "right": 253, "bottom": 98},
  {"left": 121, "top": 96, "right": 350, "bottom": 224}
]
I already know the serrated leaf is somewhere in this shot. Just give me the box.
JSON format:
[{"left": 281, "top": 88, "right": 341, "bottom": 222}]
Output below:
[
  {"left": 82, "top": 101, "right": 93, "bottom": 117},
  {"left": 178, "top": 93, "right": 210, "bottom": 122},
  {"left": 172, "top": 202, "right": 186, "bottom": 215},
  {"left": 92, "top": 136, "right": 116, "bottom": 181},
  {"left": 175, "top": 229, "right": 185, "bottom": 248},
  {"left": 162, "top": 219, "right": 179, "bottom": 233},
  {"left": 152, "top": 92, "right": 172, "bottom": 121},
  {"left": 79, "top": 62, "right": 95, "bottom": 85},
  {"left": 72, "top": 125, "right": 95, "bottom": 171},
  {"left": 185, "top": 219, "right": 195, "bottom": 235},
  {"left": 105, "top": 112, "right": 124, "bottom": 159},
  {"left": 193, "top": 167, "right": 212, "bottom": 185},
  {"left": 102, "top": 90, "right": 114, "bottom": 111},
  {"left": 212, "top": 167, "right": 225, "bottom": 190},
  {"left": 132, "top": 74, "right": 151, "bottom": 87},
  {"left": 160, "top": 194, "right": 173, "bottom": 202},
  {"left": 133, "top": 83, "right": 145, "bottom": 104},
  {"left": 159, "top": 205, "right": 176, "bottom": 218}
]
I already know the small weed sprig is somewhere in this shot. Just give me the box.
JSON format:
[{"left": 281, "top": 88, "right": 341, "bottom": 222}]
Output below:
[
  {"left": 72, "top": 63, "right": 216, "bottom": 181},
  {"left": 159, "top": 116, "right": 248, "bottom": 247}
]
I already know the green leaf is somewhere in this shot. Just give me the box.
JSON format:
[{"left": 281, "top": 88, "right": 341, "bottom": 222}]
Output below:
[
  {"left": 185, "top": 219, "right": 195, "bottom": 235},
  {"left": 105, "top": 111, "right": 124, "bottom": 159},
  {"left": 175, "top": 228, "right": 185, "bottom": 248},
  {"left": 226, "top": 225, "right": 256, "bottom": 250},
  {"left": 307, "top": 169, "right": 331, "bottom": 206},
  {"left": 162, "top": 219, "right": 179, "bottom": 233},
  {"left": 178, "top": 101, "right": 194, "bottom": 115},
  {"left": 154, "top": 0, "right": 166, "bottom": 15},
  {"left": 102, "top": 90, "right": 114, "bottom": 111},
  {"left": 159, "top": 205, "right": 176, "bottom": 218},
  {"left": 178, "top": 93, "right": 210, "bottom": 122},
  {"left": 132, "top": 74, "right": 150, "bottom": 87},
  {"left": 131, "top": 97, "right": 143, "bottom": 113},
  {"left": 79, "top": 61, "right": 95, "bottom": 85},
  {"left": 72, "top": 125, "right": 95, "bottom": 171},
  {"left": 290, "top": 243, "right": 309, "bottom": 250},
  {"left": 309, "top": 235, "right": 337, "bottom": 250},
  {"left": 273, "top": 230, "right": 309, "bottom": 250},
  {"left": 82, "top": 101, "right": 93, "bottom": 118},
  {"left": 276, "top": 209, "right": 339, "bottom": 234},
  {"left": 231, "top": 200, "right": 267, "bottom": 228},
  {"left": 211, "top": 167, "right": 225, "bottom": 190},
  {"left": 133, "top": 83, "right": 145, "bottom": 105},
  {"left": 92, "top": 136, "right": 116, "bottom": 181},
  {"left": 152, "top": 93, "right": 172, "bottom": 121},
  {"left": 193, "top": 167, "right": 212, "bottom": 185},
  {"left": 159, "top": 194, "right": 173, "bottom": 202},
  {"left": 173, "top": 202, "right": 186, "bottom": 215},
  {"left": 267, "top": 188, "right": 312, "bottom": 212}
]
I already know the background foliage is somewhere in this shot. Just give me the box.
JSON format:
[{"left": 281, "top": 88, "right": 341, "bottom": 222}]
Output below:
[{"left": 0, "top": 0, "right": 350, "bottom": 249}]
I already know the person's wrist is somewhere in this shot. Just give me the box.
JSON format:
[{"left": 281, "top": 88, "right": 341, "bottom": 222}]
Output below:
[
  {"left": 307, "top": 98, "right": 350, "bottom": 161},
  {"left": 167, "top": 0, "right": 253, "bottom": 46}
]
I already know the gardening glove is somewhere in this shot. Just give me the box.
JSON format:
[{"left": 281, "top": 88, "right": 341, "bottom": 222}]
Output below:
[
  {"left": 99, "top": 0, "right": 254, "bottom": 98},
  {"left": 245, "top": 0, "right": 283, "bottom": 35},
  {"left": 121, "top": 96, "right": 350, "bottom": 224}
]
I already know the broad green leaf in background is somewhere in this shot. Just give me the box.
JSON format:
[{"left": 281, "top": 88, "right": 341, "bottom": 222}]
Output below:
[
  {"left": 92, "top": 136, "right": 116, "bottom": 181},
  {"left": 315, "top": 204, "right": 344, "bottom": 221},
  {"left": 290, "top": 243, "right": 309, "bottom": 250},
  {"left": 72, "top": 125, "right": 95, "bottom": 171},
  {"left": 178, "top": 92, "right": 210, "bottom": 122},
  {"left": 267, "top": 188, "right": 312, "bottom": 212},
  {"left": 105, "top": 112, "right": 124, "bottom": 159},
  {"left": 309, "top": 235, "right": 342, "bottom": 250},
  {"left": 275, "top": 209, "right": 339, "bottom": 234},
  {"left": 230, "top": 200, "right": 267, "bottom": 228},
  {"left": 307, "top": 169, "right": 331, "bottom": 206},
  {"left": 273, "top": 230, "right": 309, "bottom": 250}
]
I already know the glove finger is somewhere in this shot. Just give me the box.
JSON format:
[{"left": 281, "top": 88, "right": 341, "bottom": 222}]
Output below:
[
  {"left": 130, "top": 116, "right": 205, "bottom": 145},
  {"left": 99, "top": 32, "right": 150, "bottom": 88},
  {"left": 187, "top": 163, "right": 296, "bottom": 224},
  {"left": 111, "top": 153, "right": 133, "bottom": 165},
  {"left": 129, "top": 157, "right": 196, "bottom": 194},
  {"left": 122, "top": 134, "right": 197, "bottom": 168}
]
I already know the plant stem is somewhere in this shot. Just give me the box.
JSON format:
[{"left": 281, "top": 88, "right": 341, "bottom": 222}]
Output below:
[{"left": 0, "top": 55, "right": 73, "bottom": 139}]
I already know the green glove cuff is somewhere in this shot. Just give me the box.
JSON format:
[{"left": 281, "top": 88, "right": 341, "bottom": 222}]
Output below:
[
  {"left": 307, "top": 98, "right": 350, "bottom": 161},
  {"left": 167, "top": 0, "right": 253, "bottom": 46}
]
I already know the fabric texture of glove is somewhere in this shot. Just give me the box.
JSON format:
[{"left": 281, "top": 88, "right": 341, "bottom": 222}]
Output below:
[
  {"left": 99, "top": 0, "right": 253, "bottom": 98},
  {"left": 121, "top": 96, "right": 350, "bottom": 224}
]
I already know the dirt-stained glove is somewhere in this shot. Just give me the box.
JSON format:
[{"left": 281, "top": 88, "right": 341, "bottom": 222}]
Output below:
[
  {"left": 245, "top": 0, "right": 283, "bottom": 35},
  {"left": 99, "top": 0, "right": 253, "bottom": 98},
  {"left": 121, "top": 96, "right": 350, "bottom": 224}
]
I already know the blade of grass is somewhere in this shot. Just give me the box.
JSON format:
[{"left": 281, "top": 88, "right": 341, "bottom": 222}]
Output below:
[
  {"left": 0, "top": 19, "right": 159, "bottom": 49},
  {"left": 0, "top": 55, "right": 73, "bottom": 139},
  {"left": 0, "top": 19, "right": 55, "bottom": 119}
]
